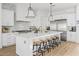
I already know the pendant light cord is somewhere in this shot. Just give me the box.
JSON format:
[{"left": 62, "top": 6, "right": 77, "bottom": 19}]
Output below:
[
  {"left": 29, "top": 3, "right": 31, "bottom": 8},
  {"left": 50, "top": 3, "right": 52, "bottom": 16}
]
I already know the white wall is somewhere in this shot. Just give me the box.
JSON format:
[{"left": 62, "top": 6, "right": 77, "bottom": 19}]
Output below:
[
  {"left": 0, "top": 4, "right": 2, "bottom": 48},
  {"left": 76, "top": 4, "right": 79, "bottom": 43}
]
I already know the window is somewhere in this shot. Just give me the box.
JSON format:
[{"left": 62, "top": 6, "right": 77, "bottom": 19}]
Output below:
[{"left": 50, "top": 19, "right": 67, "bottom": 31}]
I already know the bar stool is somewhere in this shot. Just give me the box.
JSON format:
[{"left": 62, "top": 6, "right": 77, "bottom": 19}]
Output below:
[
  {"left": 33, "top": 39, "right": 42, "bottom": 56},
  {"left": 55, "top": 35, "right": 61, "bottom": 45},
  {"left": 33, "top": 52, "right": 42, "bottom": 56},
  {"left": 33, "top": 38, "right": 48, "bottom": 56},
  {"left": 52, "top": 36, "right": 58, "bottom": 46},
  {"left": 53, "top": 35, "right": 61, "bottom": 47},
  {"left": 50, "top": 35, "right": 57, "bottom": 48},
  {"left": 39, "top": 38, "right": 48, "bottom": 56},
  {"left": 46, "top": 36, "right": 53, "bottom": 53}
]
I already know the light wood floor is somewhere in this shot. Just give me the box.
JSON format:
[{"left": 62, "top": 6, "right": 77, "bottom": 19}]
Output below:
[
  {"left": 0, "top": 45, "right": 16, "bottom": 56},
  {"left": 44, "top": 41, "right": 79, "bottom": 56},
  {"left": 0, "top": 42, "right": 79, "bottom": 56}
]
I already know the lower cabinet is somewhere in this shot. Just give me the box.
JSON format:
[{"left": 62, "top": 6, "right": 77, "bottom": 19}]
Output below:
[
  {"left": 2, "top": 33, "right": 16, "bottom": 47},
  {"left": 76, "top": 25, "right": 79, "bottom": 43},
  {"left": 67, "top": 32, "right": 76, "bottom": 42},
  {"left": 16, "top": 36, "right": 32, "bottom": 56}
]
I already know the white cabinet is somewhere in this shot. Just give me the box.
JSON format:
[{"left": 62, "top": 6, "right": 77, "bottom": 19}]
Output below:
[
  {"left": 76, "top": 5, "right": 79, "bottom": 43},
  {"left": 16, "top": 33, "right": 32, "bottom": 56},
  {"left": 2, "top": 33, "right": 16, "bottom": 46},
  {"left": 16, "top": 36, "right": 32, "bottom": 56},
  {"left": 0, "top": 4, "right": 2, "bottom": 48},
  {"left": 67, "top": 14, "right": 76, "bottom": 26},
  {"left": 76, "top": 25, "right": 79, "bottom": 43},
  {"left": 76, "top": 5, "right": 79, "bottom": 21},
  {"left": 16, "top": 36, "right": 27, "bottom": 56},
  {"left": 2, "top": 9, "right": 14, "bottom": 26},
  {"left": 67, "top": 32, "right": 76, "bottom": 42}
]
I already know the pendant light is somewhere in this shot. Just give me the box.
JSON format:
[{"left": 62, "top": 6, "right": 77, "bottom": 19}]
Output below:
[
  {"left": 25, "top": 3, "right": 35, "bottom": 18},
  {"left": 48, "top": 3, "right": 55, "bottom": 21}
]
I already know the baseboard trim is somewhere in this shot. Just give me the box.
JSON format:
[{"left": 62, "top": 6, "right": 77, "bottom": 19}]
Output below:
[
  {"left": 16, "top": 53, "right": 19, "bottom": 56},
  {"left": 3, "top": 44, "right": 16, "bottom": 48},
  {"left": 67, "top": 41, "right": 79, "bottom": 44}
]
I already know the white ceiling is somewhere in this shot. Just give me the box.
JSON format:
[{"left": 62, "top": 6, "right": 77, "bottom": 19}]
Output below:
[
  {"left": 2, "top": 3, "right": 77, "bottom": 12},
  {"left": 31, "top": 3, "right": 77, "bottom": 12}
]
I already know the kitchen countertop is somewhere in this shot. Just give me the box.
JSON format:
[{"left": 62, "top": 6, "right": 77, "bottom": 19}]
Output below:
[
  {"left": 12, "top": 29, "right": 31, "bottom": 32},
  {"left": 16, "top": 31, "right": 63, "bottom": 39}
]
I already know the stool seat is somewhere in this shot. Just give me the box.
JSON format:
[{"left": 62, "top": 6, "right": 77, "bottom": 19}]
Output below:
[
  {"left": 50, "top": 35, "right": 55, "bottom": 39},
  {"left": 54, "top": 36, "right": 59, "bottom": 39},
  {"left": 33, "top": 39, "right": 42, "bottom": 45},
  {"left": 46, "top": 37, "right": 52, "bottom": 41},
  {"left": 33, "top": 52, "right": 42, "bottom": 56},
  {"left": 40, "top": 39, "right": 48, "bottom": 43}
]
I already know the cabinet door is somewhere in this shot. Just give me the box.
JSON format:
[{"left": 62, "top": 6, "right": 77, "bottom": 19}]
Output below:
[
  {"left": 7, "top": 34, "right": 16, "bottom": 46},
  {"left": 67, "top": 32, "right": 76, "bottom": 42},
  {"left": 76, "top": 26, "right": 79, "bottom": 43},
  {"left": 16, "top": 36, "right": 32, "bottom": 56},
  {"left": 2, "top": 33, "right": 16, "bottom": 46},
  {"left": 2, "top": 34, "right": 8, "bottom": 46},
  {"left": 71, "top": 32, "right": 76, "bottom": 42},
  {"left": 16, "top": 36, "right": 27, "bottom": 56},
  {"left": 76, "top": 5, "right": 79, "bottom": 21},
  {"left": 2, "top": 9, "right": 14, "bottom": 26}
]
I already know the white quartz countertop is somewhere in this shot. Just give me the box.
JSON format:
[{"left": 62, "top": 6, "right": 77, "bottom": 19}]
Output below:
[{"left": 16, "top": 31, "right": 63, "bottom": 39}]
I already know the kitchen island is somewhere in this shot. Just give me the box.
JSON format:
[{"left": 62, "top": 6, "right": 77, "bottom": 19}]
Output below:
[{"left": 16, "top": 31, "right": 63, "bottom": 56}]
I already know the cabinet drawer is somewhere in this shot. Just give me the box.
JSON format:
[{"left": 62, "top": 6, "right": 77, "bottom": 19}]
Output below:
[{"left": 2, "top": 33, "right": 16, "bottom": 46}]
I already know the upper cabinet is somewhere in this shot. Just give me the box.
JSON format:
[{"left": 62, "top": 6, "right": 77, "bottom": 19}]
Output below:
[
  {"left": 2, "top": 9, "right": 14, "bottom": 26},
  {"left": 67, "top": 13, "right": 76, "bottom": 26},
  {"left": 76, "top": 5, "right": 79, "bottom": 21}
]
